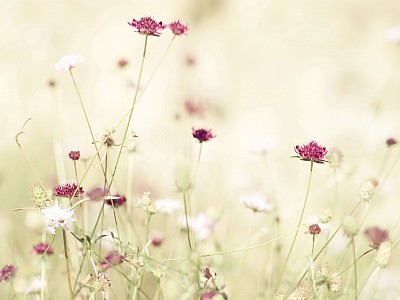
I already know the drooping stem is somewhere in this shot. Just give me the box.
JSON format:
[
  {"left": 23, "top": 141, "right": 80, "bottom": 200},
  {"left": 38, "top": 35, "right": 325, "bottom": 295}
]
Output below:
[{"left": 274, "top": 161, "right": 314, "bottom": 294}]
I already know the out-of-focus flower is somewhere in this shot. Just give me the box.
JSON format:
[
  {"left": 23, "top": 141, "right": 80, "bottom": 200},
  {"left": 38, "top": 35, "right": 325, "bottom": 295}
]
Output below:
[
  {"left": 240, "top": 192, "right": 272, "bottom": 213},
  {"left": 150, "top": 231, "right": 164, "bottom": 246},
  {"left": 31, "top": 184, "right": 51, "bottom": 208},
  {"left": 105, "top": 194, "right": 126, "bottom": 207},
  {"left": 90, "top": 273, "right": 111, "bottom": 292},
  {"left": 137, "top": 192, "right": 157, "bottom": 214},
  {"left": 87, "top": 187, "right": 109, "bottom": 202},
  {"left": 315, "top": 264, "right": 329, "bottom": 285},
  {"left": 32, "top": 242, "right": 54, "bottom": 255},
  {"left": 326, "top": 147, "right": 343, "bottom": 168},
  {"left": 376, "top": 241, "right": 392, "bottom": 268},
  {"left": 168, "top": 20, "right": 189, "bottom": 36},
  {"left": 100, "top": 250, "right": 124, "bottom": 271},
  {"left": 365, "top": 227, "right": 389, "bottom": 250},
  {"left": 287, "top": 285, "right": 311, "bottom": 300},
  {"left": 328, "top": 273, "right": 342, "bottom": 293},
  {"left": 342, "top": 216, "right": 359, "bottom": 237},
  {"left": 273, "top": 293, "right": 287, "bottom": 300},
  {"left": 0, "top": 265, "right": 16, "bottom": 283},
  {"left": 248, "top": 138, "right": 279, "bottom": 155},
  {"left": 41, "top": 201, "right": 76, "bottom": 234},
  {"left": 192, "top": 127, "right": 216, "bottom": 143},
  {"left": 386, "top": 138, "right": 397, "bottom": 147},
  {"left": 184, "top": 98, "right": 206, "bottom": 117},
  {"left": 359, "top": 178, "right": 378, "bottom": 202},
  {"left": 180, "top": 213, "right": 215, "bottom": 241},
  {"left": 385, "top": 26, "right": 400, "bottom": 43},
  {"left": 200, "top": 291, "right": 218, "bottom": 300},
  {"left": 24, "top": 277, "right": 47, "bottom": 294},
  {"left": 55, "top": 181, "right": 84, "bottom": 198},
  {"left": 154, "top": 198, "right": 182, "bottom": 214},
  {"left": 319, "top": 209, "right": 333, "bottom": 224},
  {"left": 294, "top": 141, "right": 328, "bottom": 163},
  {"left": 308, "top": 224, "right": 321, "bottom": 235},
  {"left": 117, "top": 59, "right": 128, "bottom": 68},
  {"left": 128, "top": 17, "right": 166, "bottom": 36},
  {"left": 55, "top": 54, "right": 83, "bottom": 71},
  {"left": 68, "top": 150, "right": 80, "bottom": 161}
]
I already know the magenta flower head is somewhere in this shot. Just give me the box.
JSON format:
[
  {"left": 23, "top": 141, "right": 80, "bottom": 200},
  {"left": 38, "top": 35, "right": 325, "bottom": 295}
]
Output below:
[
  {"left": 386, "top": 138, "right": 397, "bottom": 147},
  {"left": 127, "top": 17, "right": 166, "bottom": 36},
  {"left": 0, "top": 265, "right": 16, "bottom": 283},
  {"left": 308, "top": 224, "right": 321, "bottom": 235},
  {"left": 55, "top": 182, "right": 84, "bottom": 198},
  {"left": 294, "top": 140, "right": 328, "bottom": 163},
  {"left": 105, "top": 194, "right": 127, "bottom": 207},
  {"left": 365, "top": 227, "right": 389, "bottom": 250},
  {"left": 32, "top": 242, "right": 54, "bottom": 255},
  {"left": 200, "top": 292, "right": 218, "bottom": 300},
  {"left": 192, "top": 127, "right": 216, "bottom": 143},
  {"left": 100, "top": 250, "right": 125, "bottom": 270},
  {"left": 87, "top": 187, "right": 109, "bottom": 202},
  {"left": 68, "top": 150, "right": 80, "bottom": 161},
  {"left": 168, "top": 20, "right": 189, "bottom": 36}
]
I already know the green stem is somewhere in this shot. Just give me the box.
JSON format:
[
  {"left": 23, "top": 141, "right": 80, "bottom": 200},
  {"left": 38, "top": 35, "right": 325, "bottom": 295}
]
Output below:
[
  {"left": 352, "top": 238, "right": 358, "bottom": 300},
  {"left": 273, "top": 161, "right": 314, "bottom": 294},
  {"left": 183, "top": 191, "right": 193, "bottom": 252},
  {"left": 63, "top": 229, "right": 74, "bottom": 300},
  {"left": 109, "top": 35, "right": 148, "bottom": 190}
]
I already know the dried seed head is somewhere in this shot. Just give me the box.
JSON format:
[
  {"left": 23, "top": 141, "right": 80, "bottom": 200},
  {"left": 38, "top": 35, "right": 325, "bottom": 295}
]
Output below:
[
  {"left": 343, "top": 216, "right": 359, "bottom": 237},
  {"left": 359, "top": 178, "right": 378, "bottom": 202},
  {"left": 31, "top": 184, "right": 51, "bottom": 208},
  {"left": 376, "top": 241, "right": 392, "bottom": 268},
  {"left": 287, "top": 285, "right": 311, "bottom": 300},
  {"left": 329, "top": 273, "right": 342, "bottom": 293}
]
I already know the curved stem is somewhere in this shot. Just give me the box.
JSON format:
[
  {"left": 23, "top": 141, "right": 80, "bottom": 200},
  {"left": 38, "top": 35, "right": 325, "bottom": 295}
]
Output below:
[{"left": 273, "top": 161, "right": 314, "bottom": 294}]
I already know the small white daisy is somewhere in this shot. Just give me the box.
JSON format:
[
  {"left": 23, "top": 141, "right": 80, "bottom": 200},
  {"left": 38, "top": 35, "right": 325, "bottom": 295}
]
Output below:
[
  {"left": 55, "top": 54, "right": 84, "bottom": 71},
  {"left": 154, "top": 198, "right": 182, "bottom": 214},
  {"left": 240, "top": 192, "right": 272, "bottom": 213},
  {"left": 41, "top": 200, "right": 76, "bottom": 234}
]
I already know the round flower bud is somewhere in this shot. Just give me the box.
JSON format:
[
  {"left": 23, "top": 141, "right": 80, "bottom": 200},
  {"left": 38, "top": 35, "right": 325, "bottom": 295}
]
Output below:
[
  {"left": 376, "top": 241, "right": 392, "bottom": 268},
  {"left": 329, "top": 273, "right": 342, "bottom": 293},
  {"left": 343, "top": 216, "right": 359, "bottom": 237},
  {"left": 319, "top": 209, "right": 333, "bottom": 224},
  {"left": 359, "top": 178, "right": 377, "bottom": 202}
]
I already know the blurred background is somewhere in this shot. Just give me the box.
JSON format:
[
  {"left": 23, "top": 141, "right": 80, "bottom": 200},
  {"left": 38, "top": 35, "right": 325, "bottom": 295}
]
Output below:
[{"left": 1, "top": 0, "right": 400, "bottom": 298}]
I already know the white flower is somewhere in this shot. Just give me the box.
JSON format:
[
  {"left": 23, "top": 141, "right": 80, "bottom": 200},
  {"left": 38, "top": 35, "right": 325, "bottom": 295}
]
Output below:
[
  {"left": 25, "top": 277, "right": 47, "bottom": 294},
  {"left": 179, "top": 213, "right": 215, "bottom": 241},
  {"left": 240, "top": 192, "right": 272, "bottom": 213},
  {"left": 248, "top": 138, "right": 278, "bottom": 154},
  {"left": 154, "top": 198, "right": 182, "bottom": 214},
  {"left": 41, "top": 201, "right": 76, "bottom": 234},
  {"left": 55, "top": 54, "right": 84, "bottom": 71}
]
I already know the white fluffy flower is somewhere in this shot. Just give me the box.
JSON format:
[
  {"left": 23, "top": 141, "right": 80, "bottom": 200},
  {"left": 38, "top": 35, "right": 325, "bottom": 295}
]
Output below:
[
  {"left": 240, "top": 192, "right": 272, "bottom": 213},
  {"left": 41, "top": 201, "right": 76, "bottom": 234},
  {"left": 55, "top": 54, "right": 84, "bottom": 71},
  {"left": 179, "top": 213, "right": 215, "bottom": 241},
  {"left": 154, "top": 198, "right": 182, "bottom": 214}
]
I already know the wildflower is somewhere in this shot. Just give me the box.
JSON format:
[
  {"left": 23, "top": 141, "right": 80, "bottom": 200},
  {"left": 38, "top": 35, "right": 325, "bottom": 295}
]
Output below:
[
  {"left": 180, "top": 213, "right": 215, "bottom": 241},
  {"left": 90, "top": 272, "right": 111, "bottom": 292},
  {"left": 273, "top": 293, "right": 287, "bottom": 300},
  {"left": 68, "top": 150, "right": 80, "bottom": 161},
  {"left": 287, "top": 285, "right": 311, "bottom": 300},
  {"left": 54, "top": 181, "right": 84, "bottom": 198},
  {"left": 137, "top": 192, "right": 157, "bottom": 214},
  {"left": 105, "top": 194, "right": 126, "bottom": 207},
  {"left": 41, "top": 200, "right": 76, "bottom": 234},
  {"left": 326, "top": 147, "right": 343, "bottom": 168},
  {"left": 168, "top": 20, "right": 189, "bottom": 36},
  {"left": 150, "top": 232, "right": 164, "bottom": 246},
  {"left": 359, "top": 178, "right": 378, "bottom": 202},
  {"left": 294, "top": 140, "right": 328, "bottom": 163},
  {"left": 249, "top": 138, "right": 279, "bottom": 155},
  {"left": 200, "top": 292, "right": 218, "bottom": 300},
  {"left": 319, "top": 208, "right": 332, "bottom": 224},
  {"left": 342, "top": 216, "right": 359, "bottom": 237},
  {"left": 24, "top": 277, "right": 47, "bottom": 294},
  {"left": 0, "top": 265, "right": 16, "bottom": 283},
  {"left": 376, "top": 241, "right": 392, "bottom": 268},
  {"left": 32, "top": 242, "right": 54, "bottom": 255},
  {"left": 328, "top": 273, "right": 342, "bottom": 293},
  {"left": 203, "top": 267, "right": 214, "bottom": 280},
  {"left": 31, "top": 184, "right": 51, "bottom": 208},
  {"left": 184, "top": 98, "right": 206, "bottom": 116},
  {"left": 127, "top": 17, "right": 166, "bottom": 36},
  {"left": 308, "top": 223, "right": 321, "bottom": 235},
  {"left": 87, "top": 187, "right": 109, "bottom": 202},
  {"left": 315, "top": 264, "right": 329, "bottom": 285},
  {"left": 240, "top": 192, "right": 272, "bottom": 213},
  {"left": 192, "top": 127, "right": 216, "bottom": 143},
  {"left": 100, "top": 250, "right": 124, "bottom": 270},
  {"left": 117, "top": 59, "right": 128, "bottom": 68},
  {"left": 154, "top": 198, "right": 182, "bottom": 214},
  {"left": 55, "top": 54, "right": 83, "bottom": 71},
  {"left": 365, "top": 227, "right": 389, "bottom": 250},
  {"left": 386, "top": 138, "right": 397, "bottom": 147}
]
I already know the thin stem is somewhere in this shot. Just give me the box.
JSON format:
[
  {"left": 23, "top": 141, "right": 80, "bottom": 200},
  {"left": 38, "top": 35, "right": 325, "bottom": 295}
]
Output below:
[
  {"left": 183, "top": 191, "right": 193, "bottom": 251},
  {"left": 40, "top": 232, "right": 47, "bottom": 300},
  {"left": 109, "top": 35, "right": 148, "bottom": 190},
  {"left": 273, "top": 161, "right": 314, "bottom": 294},
  {"left": 352, "top": 238, "right": 358, "bottom": 300},
  {"left": 311, "top": 235, "right": 315, "bottom": 259},
  {"left": 62, "top": 229, "right": 74, "bottom": 300}
]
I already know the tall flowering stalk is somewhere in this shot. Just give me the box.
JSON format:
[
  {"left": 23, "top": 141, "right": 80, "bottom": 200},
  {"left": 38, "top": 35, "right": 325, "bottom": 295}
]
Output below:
[{"left": 274, "top": 141, "right": 327, "bottom": 294}]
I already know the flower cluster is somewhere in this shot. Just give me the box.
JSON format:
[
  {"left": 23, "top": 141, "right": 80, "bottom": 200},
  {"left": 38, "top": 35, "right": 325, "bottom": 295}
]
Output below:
[
  {"left": 55, "top": 181, "right": 84, "bottom": 198},
  {"left": 294, "top": 140, "right": 328, "bottom": 163},
  {"left": 192, "top": 127, "right": 216, "bottom": 143},
  {"left": 32, "top": 242, "right": 54, "bottom": 255},
  {"left": 128, "top": 17, "right": 188, "bottom": 37},
  {"left": 100, "top": 250, "right": 125, "bottom": 271},
  {"left": 41, "top": 201, "right": 76, "bottom": 234},
  {"left": 105, "top": 193, "right": 127, "bottom": 207},
  {"left": 0, "top": 265, "right": 16, "bottom": 283},
  {"left": 90, "top": 272, "right": 111, "bottom": 292},
  {"left": 68, "top": 150, "right": 80, "bottom": 161}
]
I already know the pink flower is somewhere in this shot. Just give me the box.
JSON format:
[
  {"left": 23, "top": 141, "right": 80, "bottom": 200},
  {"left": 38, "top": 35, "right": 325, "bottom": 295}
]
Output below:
[
  {"left": 105, "top": 194, "right": 126, "bottom": 207},
  {"left": 192, "top": 128, "right": 216, "bottom": 143},
  {"left": 100, "top": 250, "right": 125, "bottom": 270},
  {"left": 184, "top": 98, "right": 206, "bottom": 117},
  {"left": 294, "top": 141, "right": 328, "bottom": 163},
  {"left": 118, "top": 59, "right": 128, "bottom": 68},
  {"left": 168, "top": 20, "right": 189, "bottom": 36},
  {"left": 32, "top": 242, "right": 54, "bottom": 255},
  {"left": 87, "top": 187, "right": 109, "bottom": 202},
  {"left": 200, "top": 291, "right": 218, "bottom": 299},
  {"left": 0, "top": 265, "right": 16, "bottom": 283},
  {"left": 68, "top": 150, "right": 80, "bottom": 161},
  {"left": 365, "top": 227, "right": 389, "bottom": 250},
  {"left": 386, "top": 138, "right": 397, "bottom": 147},
  {"left": 128, "top": 17, "right": 166, "bottom": 36},
  {"left": 55, "top": 181, "right": 84, "bottom": 198},
  {"left": 308, "top": 224, "right": 321, "bottom": 235}
]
